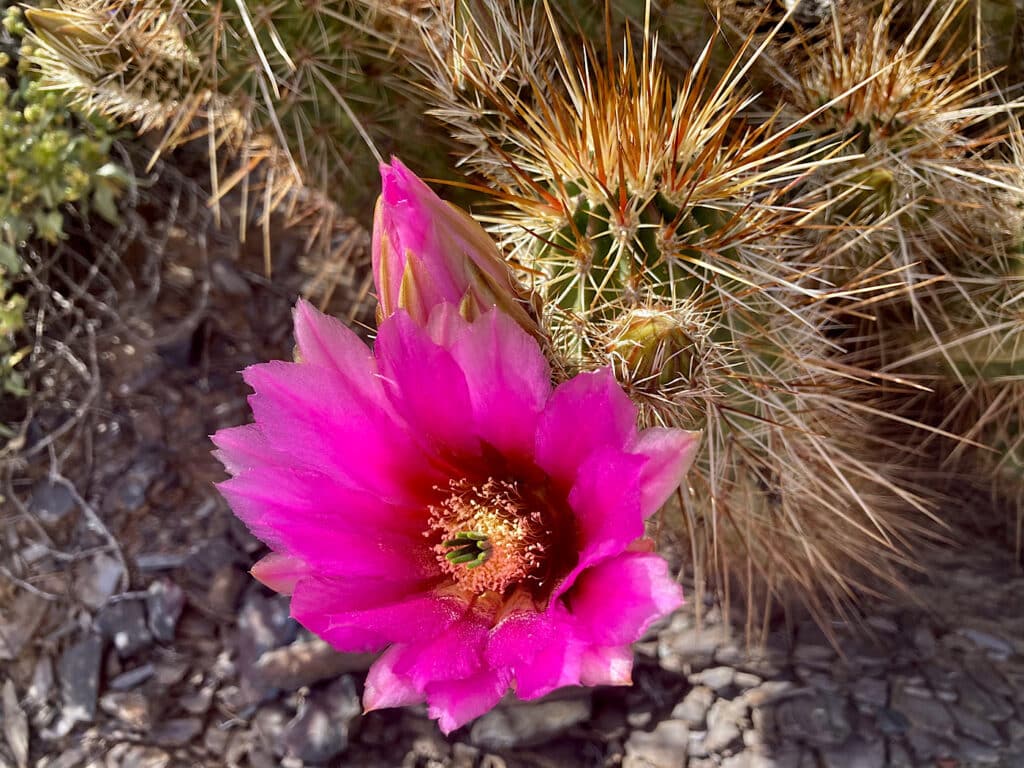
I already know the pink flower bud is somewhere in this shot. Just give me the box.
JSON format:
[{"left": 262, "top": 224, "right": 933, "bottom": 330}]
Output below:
[{"left": 372, "top": 158, "right": 537, "bottom": 333}]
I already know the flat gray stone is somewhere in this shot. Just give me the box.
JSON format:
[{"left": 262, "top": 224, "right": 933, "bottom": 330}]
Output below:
[
  {"left": 776, "top": 693, "right": 852, "bottom": 747},
  {"left": 851, "top": 678, "right": 887, "bottom": 711},
  {"left": 671, "top": 686, "right": 714, "bottom": 728},
  {"left": 30, "top": 479, "right": 77, "bottom": 525},
  {"left": 95, "top": 600, "right": 153, "bottom": 657},
  {"left": 891, "top": 682, "right": 953, "bottom": 735},
  {"left": 151, "top": 717, "right": 204, "bottom": 747},
  {"left": 688, "top": 667, "right": 735, "bottom": 693},
  {"left": 623, "top": 718, "right": 690, "bottom": 768},
  {"left": 283, "top": 676, "right": 361, "bottom": 764},
  {"left": 58, "top": 632, "right": 103, "bottom": 724},
  {"left": 704, "top": 698, "right": 747, "bottom": 753},
  {"left": 470, "top": 694, "right": 591, "bottom": 749},
  {"left": 146, "top": 579, "right": 185, "bottom": 643},
  {"left": 952, "top": 707, "right": 1004, "bottom": 747},
  {"left": 821, "top": 737, "right": 884, "bottom": 768}
]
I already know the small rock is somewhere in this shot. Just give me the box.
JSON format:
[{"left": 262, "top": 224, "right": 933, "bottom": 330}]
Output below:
[
  {"left": 471, "top": 695, "right": 592, "bottom": 749},
  {"left": 109, "top": 663, "right": 155, "bottom": 691},
  {"left": 254, "top": 637, "right": 375, "bottom": 689},
  {"left": 957, "top": 628, "right": 1014, "bottom": 659},
  {"left": 887, "top": 742, "right": 914, "bottom": 768},
  {"left": 658, "top": 614, "right": 731, "bottom": 671},
  {"left": 283, "top": 676, "right": 362, "bottom": 764},
  {"left": 820, "top": 737, "right": 884, "bottom": 768},
  {"left": 105, "top": 744, "right": 170, "bottom": 768},
  {"left": 134, "top": 553, "right": 188, "bottom": 571},
  {"left": 623, "top": 719, "right": 690, "bottom": 768},
  {"left": 74, "top": 553, "right": 124, "bottom": 609},
  {"left": 57, "top": 632, "right": 103, "bottom": 724},
  {"left": 956, "top": 676, "right": 1015, "bottom": 721},
  {"left": 864, "top": 616, "right": 898, "bottom": 634},
  {"left": 153, "top": 659, "right": 190, "bottom": 688},
  {"left": 891, "top": 682, "right": 953, "bottom": 735},
  {"left": 851, "top": 678, "right": 887, "bottom": 711},
  {"left": 238, "top": 592, "right": 297, "bottom": 658},
  {"left": 733, "top": 672, "right": 762, "bottom": 690},
  {"left": 29, "top": 479, "right": 77, "bottom": 525},
  {"left": 26, "top": 655, "right": 53, "bottom": 706},
  {"left": 207, "top": 566, "right": 247, "bottom": 615},
  {"left": 959, "top": 738, "right": 1001, "bottom": 765},
  {"left": 179, "top": 685, "right": 215, "bottom": 716},
  {"left": 742, "top": 681, "right": 803, "bottom": 708},
  {"left": 146, "top": 580, "right": 185, "bottom": 643},
  {"left": 776, "top": 693, "right": 852, "bottom": 747},
  {"left": 952, "top": 708, "right": 1003, "bottom": 747},
  {"left": 671, "top": 686, "right": 714, "bottom": 728},
  {"left": 912, "top": 626, "right": 936, "bottom": 658},
  {"left": 99, "top": 692, "right": 151, "bottom": 731},
  {"left": 688, "top": 667, "right": 735, "bottom": 693},
  {"left": 704, "top": 698, "right": 747, "bottom": 753},
  {"left": 151, "top": 717, "right": 203, "bottom": 748},
  {"left": 874, "top": 707, "right": 909, "bottom": 736},
  {"left": 95, "top": 601, "right": 153, "bottom": 657},
  {"left": 451, "top": 743, "right": 480, "bottom": 768},
  {"left": 110, "top": 450, "right": 165, "bottom": 512}
]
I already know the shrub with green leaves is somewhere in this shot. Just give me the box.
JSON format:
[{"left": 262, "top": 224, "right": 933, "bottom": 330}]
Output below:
[{"left": 0, "top": 2, "right": 125, "bottom": 407}]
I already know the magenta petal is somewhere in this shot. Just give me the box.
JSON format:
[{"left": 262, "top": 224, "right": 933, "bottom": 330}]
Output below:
[
  {"left": 251, "top": 553, "right": 308, "bottom": 596},
  {"left": 487, "top": 608, "right": 582, "bottom": 700},
  {"left": 211, "top": 424, "right": 284, "bottom": 475},
  {"left": 293, "top": 299, "right": 378, "bottom": 375},
  {"left": 425, "top": 668, "right": 512, "bottom": 734},
  {"left": 290, "top": 577, "right": 464, "bottom": 652},
  {"left": 632, "top": 427, "right": 701, "bottom": 518},
  {"left": 535, "top": 368, "right": 638, "bottom": 489},
  {"left": 566, "top": 553, "right": 683, "bottom": 646},
  {"left": 449, "top": 310, "right": 551, "bottom": 460},
  {"left": 217, "top": 473, "right": 429, "bottom": 577},
  {"left": 244, "top": 361, "right": 432, "bottom": 503},
  {"left": 375, "top": 312, "right": 479, "bottom": 458},
  {"left": 364, "top": 645, "right": 426, "bottom": 712},
  {"left": 579, "top": 645, "right": 634, "bottom": 687},
  {"left": 391, "top": 614, "right": 490, "bottom": 687}
]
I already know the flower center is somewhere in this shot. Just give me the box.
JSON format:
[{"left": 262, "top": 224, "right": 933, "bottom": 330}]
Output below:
[{"left": 427, "top": 478, "right": 548, "bottom": 596}]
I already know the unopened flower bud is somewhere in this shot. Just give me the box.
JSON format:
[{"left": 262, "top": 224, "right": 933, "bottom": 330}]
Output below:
[{"left": 372, "top": 158, "right": 538, "bottom": 335}]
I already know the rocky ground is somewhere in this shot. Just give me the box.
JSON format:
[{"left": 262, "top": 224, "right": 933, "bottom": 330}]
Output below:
[{"left": 2, "top": 165, "right": 1024, "bottom": 768}]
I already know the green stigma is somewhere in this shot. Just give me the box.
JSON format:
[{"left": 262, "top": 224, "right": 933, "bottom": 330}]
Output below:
[{"left": 442, "top": 531, "right": 491, "bottom": 569}]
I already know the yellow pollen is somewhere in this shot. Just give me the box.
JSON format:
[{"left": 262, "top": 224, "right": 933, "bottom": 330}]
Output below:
[{"left": 427, "top": 478, "right": 547, "bottom": 596}]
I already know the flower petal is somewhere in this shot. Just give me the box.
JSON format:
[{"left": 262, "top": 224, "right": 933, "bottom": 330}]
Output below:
[
  {"left": 293, "top": 299, "right": 376, "bottom": 374},
  {"left": 487, "top": 607, "right": 582, "bottom": 700},
  {"left": 375, "top": 311, "right": 479, "bottom": 458},
  {"left": 565, "top": 552, "right": 683, "bottom": 646},
  {"left": 579, "top": 645, "right": 634, "bottom": 687},
  {"left": 390, "top": 614, "right": 490, "bottom": 687},
  {"left": 290, "top": 576, "right": 464, "bottom": 652},
  {"left": 535, "top": 368, "right": 638, "bottom": 489},
  {"left": 211, "top": 424, "right": 283, "bottom": 476},
  {"left": 217, "top": 471, "right": 430, "bottom": 577},
  {"left": 364, "top": 645, "right": 426, "bottom": 712},
  {"left": 449, "top": 310, "right": 551, "bottom": 461},
  {"left": 425, "top": 668, "right": 512, "bottom": 734},
  {"left": 632, "top": 427, "right": 701, "bottom": 518},
  {"left": 251, "top": 553, "right": 309, "bottom": 596},
  {"left": 244, "top": 361, "right": 433, "bottom": 503}
]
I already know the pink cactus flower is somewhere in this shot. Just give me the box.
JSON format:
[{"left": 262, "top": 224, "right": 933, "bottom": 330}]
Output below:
[
  {"left": 373, "top": 158, "right": 537, "bottom": 333},
  {"left": 213, "top": 301, "right": 698, "bottom": 733}
]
